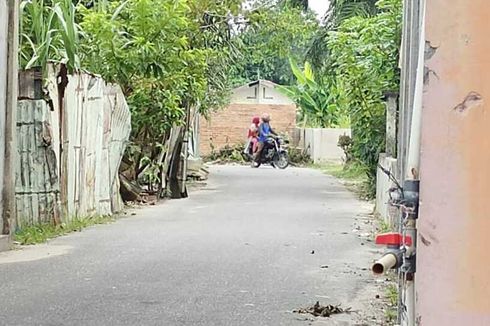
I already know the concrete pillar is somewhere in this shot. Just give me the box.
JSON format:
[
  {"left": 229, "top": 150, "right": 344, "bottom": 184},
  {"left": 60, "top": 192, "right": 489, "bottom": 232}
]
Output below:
[
  {"left": 384, "top": 92, "right": 398, "bottom": 158},
  {"left": 417, "top": 0, "right": 490, "bottom": 324}
]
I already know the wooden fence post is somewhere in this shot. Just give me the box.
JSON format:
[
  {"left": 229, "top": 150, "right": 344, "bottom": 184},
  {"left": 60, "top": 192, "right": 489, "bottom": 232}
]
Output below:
[{"left": 2, "top": 0, "right": 19, "bottom": 235}]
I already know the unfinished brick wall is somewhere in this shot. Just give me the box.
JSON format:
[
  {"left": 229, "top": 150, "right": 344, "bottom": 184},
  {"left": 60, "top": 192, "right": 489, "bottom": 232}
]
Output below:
[{"left": 199, "top": 104, "right": 297, "bottom": 155}]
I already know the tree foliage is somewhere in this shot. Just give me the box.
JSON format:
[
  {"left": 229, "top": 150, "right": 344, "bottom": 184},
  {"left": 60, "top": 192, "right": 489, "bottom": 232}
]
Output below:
[
  {"left": 81, "top": 0, "right": 205, "bottom": 133},
  {"left": 327, "top": 0, "right": 402, "bottom": 186},
  {"left": 307, "top": 0, "right": 378, "bottom": 73},
  {"left": 20, "top": 0, "right": 242, "bottom": 186},
  {"left": 231, "top": 2, "right": 318, "bottom": 86},
  {"left": 278, "top": 59, "right": 349, "bottom": 128},
  {"left": 324, "top": 0, "right": 378, "bottom": 28},
  {"left": 78, "top": 0, "right": 242, "bottom": 176}
]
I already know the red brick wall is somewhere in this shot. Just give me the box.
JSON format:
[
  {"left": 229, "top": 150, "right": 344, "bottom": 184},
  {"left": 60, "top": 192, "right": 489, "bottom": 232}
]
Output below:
[{"left": 200, "top": 104, "right": 297, "bottom": 155}]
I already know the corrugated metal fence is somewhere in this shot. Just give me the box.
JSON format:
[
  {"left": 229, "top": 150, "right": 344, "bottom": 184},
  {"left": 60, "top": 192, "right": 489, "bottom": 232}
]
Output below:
[
  {"left": 15, "top": 67, "right": 131, "bottom": 229},
  {"left": 16, "top": 100, "right": 61, "bottom": 226}
]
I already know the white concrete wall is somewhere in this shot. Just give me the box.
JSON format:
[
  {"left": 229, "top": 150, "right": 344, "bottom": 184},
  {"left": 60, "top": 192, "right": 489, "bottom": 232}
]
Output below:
[
  {"left": 375, "top": 154, "right": 398, "bottom": 226},
  {"left": 296, "top": 128, "right": 351, "bottom": 163}
]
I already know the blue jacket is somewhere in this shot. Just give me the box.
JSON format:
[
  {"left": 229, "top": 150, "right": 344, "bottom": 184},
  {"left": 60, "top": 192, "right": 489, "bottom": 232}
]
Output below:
[{"left": 258, "top": 123, "right": 271, "bottom": 142}]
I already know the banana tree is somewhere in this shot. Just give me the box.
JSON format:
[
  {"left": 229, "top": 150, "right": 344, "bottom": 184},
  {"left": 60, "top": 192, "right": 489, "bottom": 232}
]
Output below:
[
  {"left": 307, "top": 0, "right": 378, "bottom": 73},
  {"left": 278, "top": 58, "right": 349, "bottom": 128}
]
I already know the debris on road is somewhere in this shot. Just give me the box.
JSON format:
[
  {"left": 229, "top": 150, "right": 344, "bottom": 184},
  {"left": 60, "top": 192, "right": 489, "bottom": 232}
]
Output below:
[{"left": 293, "top": 301, "right": 351, "bottom": 318}]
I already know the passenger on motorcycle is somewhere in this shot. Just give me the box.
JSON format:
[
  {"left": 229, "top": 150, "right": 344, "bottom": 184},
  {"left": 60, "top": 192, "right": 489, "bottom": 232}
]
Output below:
[
  {"left": 244, "top": 116, "right": 260, "bottom": 155},
  {"left": 253, "top": 113, "right": 277, "bottom": 167}
]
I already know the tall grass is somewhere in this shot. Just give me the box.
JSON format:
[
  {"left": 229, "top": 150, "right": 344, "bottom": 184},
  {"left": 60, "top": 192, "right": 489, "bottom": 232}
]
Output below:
[{"left": 20, "top": 0, "right": 83, "bottom": 74}]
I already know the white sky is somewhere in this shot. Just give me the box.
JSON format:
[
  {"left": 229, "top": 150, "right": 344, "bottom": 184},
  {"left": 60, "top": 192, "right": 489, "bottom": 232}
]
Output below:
[
  {"left": 309, "top": 0, "right": 330, "bottom": 19},
  {"left": 243, "top": 0, "right": 330, "bottom": 20}
]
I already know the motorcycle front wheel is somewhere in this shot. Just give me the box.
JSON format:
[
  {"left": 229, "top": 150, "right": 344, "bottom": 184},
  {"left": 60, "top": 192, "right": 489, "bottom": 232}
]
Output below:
[{"left": 273, "top": 152, "right": 289, "bottom": 169}]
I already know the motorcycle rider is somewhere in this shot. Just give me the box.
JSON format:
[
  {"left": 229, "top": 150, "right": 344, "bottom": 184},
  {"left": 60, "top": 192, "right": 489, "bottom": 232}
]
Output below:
[{"left": 253, "top": 113, "right": 277, "bottom": 167}]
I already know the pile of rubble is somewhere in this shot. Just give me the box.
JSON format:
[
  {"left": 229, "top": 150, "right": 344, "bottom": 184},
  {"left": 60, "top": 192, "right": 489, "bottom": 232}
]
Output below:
[
  {"left": 293, "top": 301, "right": 351, "bottom": 318},
  {"left": 187, "top": 158, "right": 209, "bottom": 181}
]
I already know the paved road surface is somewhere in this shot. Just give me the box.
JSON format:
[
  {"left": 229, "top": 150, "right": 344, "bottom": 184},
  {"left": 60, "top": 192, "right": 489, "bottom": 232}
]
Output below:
[{"left": 0, "top": 166, "right": 378, "bottom": 326}]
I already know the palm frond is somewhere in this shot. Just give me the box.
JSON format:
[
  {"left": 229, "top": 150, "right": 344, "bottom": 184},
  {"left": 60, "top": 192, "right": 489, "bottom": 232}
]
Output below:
[{"left": 307, "top": 0, "right": 378, "bottom": 72}]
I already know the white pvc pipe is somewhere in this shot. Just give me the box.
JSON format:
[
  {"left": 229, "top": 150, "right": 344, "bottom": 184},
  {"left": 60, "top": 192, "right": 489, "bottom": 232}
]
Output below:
[
  {"left": 403, "top": 2, "right": 426, "bottom": 326},
  {"left": 405, "top": 0, "right": 426, "bottom": 181},
  {"left": 372, "top": 253, "right": 398, "bottom": 275}
]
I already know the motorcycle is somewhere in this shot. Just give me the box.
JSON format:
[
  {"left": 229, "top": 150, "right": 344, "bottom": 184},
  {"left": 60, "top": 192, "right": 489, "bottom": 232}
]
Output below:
[{"left": 243, "top": 136, "right": 289, "bottom": 169}]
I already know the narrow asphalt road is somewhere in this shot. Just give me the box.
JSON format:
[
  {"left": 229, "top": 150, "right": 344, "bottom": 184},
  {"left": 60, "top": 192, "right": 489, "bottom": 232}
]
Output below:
[{"left": 0, "top": 166, "right": 378, "bottom": 326}]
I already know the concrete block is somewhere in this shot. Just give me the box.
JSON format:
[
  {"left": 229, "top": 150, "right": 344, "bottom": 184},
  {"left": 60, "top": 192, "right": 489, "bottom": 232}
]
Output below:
[
  {"left": 0, "top": 235, "right": 11, "bottom": 252},
  {"left": 187, "top": 157, "right": 203, "bottom": 172}
]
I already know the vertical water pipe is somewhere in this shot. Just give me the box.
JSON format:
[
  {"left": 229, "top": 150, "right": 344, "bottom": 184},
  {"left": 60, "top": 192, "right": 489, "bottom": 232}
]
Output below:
[{"left": 402, "top": 1, "right": 425, "bottom": 325}]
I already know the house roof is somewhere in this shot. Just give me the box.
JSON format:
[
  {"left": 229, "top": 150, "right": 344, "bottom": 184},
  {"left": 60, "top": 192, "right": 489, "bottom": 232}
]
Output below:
[
  {"left": 229, "top": 79, "right": 294, "bottom": 105},
  {"left": 245, "top": 79, "right": 279, "bottom": 89}
]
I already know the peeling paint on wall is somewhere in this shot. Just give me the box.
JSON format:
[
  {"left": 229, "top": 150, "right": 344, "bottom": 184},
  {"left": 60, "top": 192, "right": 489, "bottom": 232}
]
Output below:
[{"left": 452, "top": 91, "right": 483, "bottom": 114}]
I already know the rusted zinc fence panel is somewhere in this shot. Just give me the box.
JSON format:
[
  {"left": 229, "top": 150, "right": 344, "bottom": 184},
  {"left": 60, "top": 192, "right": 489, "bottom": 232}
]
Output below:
[
  {"left": 15, "top": 67, "right": 131, "bottom": 227},
  {"left": 15, "top": 100, "right": 60, "bottom": 228},
  {"left": 105, "top": 85, "right": 131, "bottom": 213},
  {"left": 61, "top": 73, "right": 105, "bottom": 217},
  {"left": 59, "top": 73, "right": 131, "bottom": 218}
]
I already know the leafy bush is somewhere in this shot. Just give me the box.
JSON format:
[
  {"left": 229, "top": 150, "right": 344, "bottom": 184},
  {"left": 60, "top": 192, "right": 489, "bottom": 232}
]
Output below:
[
  {"left": 288, "top": 147, "right": 312, "bottom": 166},
  {"left": 79, "top": 0, "right": 242, "bottom": 181},
  {"left": 337, "top": 134, "right": 353, "bottom": 163}
]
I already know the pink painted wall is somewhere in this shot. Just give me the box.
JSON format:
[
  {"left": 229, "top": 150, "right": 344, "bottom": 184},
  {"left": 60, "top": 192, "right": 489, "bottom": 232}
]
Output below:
[{"left": 417, "top": 0, "right": 490, "bottom": 324}]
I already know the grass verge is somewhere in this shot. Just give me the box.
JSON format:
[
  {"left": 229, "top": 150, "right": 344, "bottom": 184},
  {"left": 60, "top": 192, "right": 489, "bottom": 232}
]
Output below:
[
  {"left": 385, "top": 283, "right": 398, "bottom": 323},
  {"left": 14, "top": 215, "right": 116, "bottom": 245},
  {"left": 315, "top": 162, "right": 372, "bottom": 199}
]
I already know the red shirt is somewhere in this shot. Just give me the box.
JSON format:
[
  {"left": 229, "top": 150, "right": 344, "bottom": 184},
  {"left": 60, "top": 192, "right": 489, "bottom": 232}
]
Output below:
[{"left": 248, "top": 123, "right": 259, "bottom": 138}]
